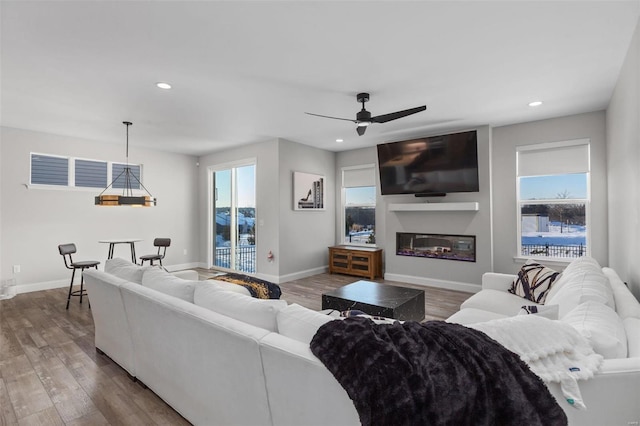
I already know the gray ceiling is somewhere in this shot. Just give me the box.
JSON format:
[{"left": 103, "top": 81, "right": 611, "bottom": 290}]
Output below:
[{"left": 1, "top": 1, "right": 639, "bottom": 156}]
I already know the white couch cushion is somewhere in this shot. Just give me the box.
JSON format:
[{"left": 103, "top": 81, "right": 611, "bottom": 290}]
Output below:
[
  {"left": 545, "top": 268, "right": 615, "bottom": 318},
  {"left": 203, "top": 279, "right": 252, "bottom": 296},
  {"left": 277, "top": 303, "right": 336, "bottom": 344},
  {"left": 624, "top": 318, "right": 640, "bottom": 357},
  {"left": 460, "top": 289, "right": 542, "bottom": 316},
  {"left": 544, "top": 256, "right": 602, "bottom": 302},
  {"left": 517, "top": 304, "right": 559, "bottom": 320},
  {"left": 603, "top": 267, "right": 640, "bottom": 319},
  {"left": 562, "top": 301, "right": 627, "bottom": 359},
  {"left": 193, "top": 284, "right": 287, "bottom": 332},
  {"left": 105, "top": 257, "right": 152, "bottom": 283},
  {"left": 141, "top": 267, "right": 197, "bottom": 303}
]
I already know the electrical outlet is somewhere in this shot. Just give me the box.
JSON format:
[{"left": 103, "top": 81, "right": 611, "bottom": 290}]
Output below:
[{"left": 13, "top": 265, "right": 20, "bottom": 274}]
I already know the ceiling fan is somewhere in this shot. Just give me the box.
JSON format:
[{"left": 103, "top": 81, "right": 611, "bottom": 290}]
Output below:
[{"left": 305, "top": 92, "right": 426, "bottom": 136}]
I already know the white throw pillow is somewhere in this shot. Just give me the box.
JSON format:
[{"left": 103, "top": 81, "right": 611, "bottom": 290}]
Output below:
[
  {"left": 141, "top": 267, "right": 197, "bottom": 303},
  {"left": 193, "top": 284, "right": 287, "bottom": 332},
  {"left": 277, "top": 303, "right": 336, "bottom": 344},
  {"left": 562, "top": 301, "right": 627, "bottom": 359},
  {"left": 105, "top": 257, "right": 152, "bottom": 284},
  {"left": 623, "top": 318, "right": 640, "bottom": 358},
  {"left": 544, "top": 256, "right": 602, "bottom": 302},
  {"left": 545, "top": 268, "right": 615, "bottom": 318}
]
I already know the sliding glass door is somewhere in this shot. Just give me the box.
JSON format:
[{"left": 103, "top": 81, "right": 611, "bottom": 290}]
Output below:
[{"left": 210, "top": 161, "right": 256, "bottom": 273}]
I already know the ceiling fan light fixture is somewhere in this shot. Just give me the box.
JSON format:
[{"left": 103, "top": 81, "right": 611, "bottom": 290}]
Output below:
[{"left": 357, "top": 121, "right": 371, "bottom": 127}]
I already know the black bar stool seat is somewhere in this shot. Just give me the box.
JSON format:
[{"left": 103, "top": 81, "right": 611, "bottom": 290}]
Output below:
[
  {"left": 58, "top": 243, "right": 100, "bottom": 309},
  {"left": 139, "top": 238, "right": 171, "bottom": 269}
]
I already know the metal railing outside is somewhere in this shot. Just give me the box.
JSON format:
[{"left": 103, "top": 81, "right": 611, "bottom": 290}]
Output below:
[
  {"left": 215, "top": 245, "right": 256, "bottom": 273},
  {"left": 521, "top": 243, "right": 586, "bottom": 258}
]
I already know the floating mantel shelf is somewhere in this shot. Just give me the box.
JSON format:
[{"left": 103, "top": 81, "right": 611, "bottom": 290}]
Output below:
[{"left": 388, "top": 202, "right": 479, "bottom": 212}]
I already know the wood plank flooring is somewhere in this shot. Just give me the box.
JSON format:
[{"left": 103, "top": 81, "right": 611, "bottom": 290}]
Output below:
[{"left": 0, "top": 271, "right": 471, "bottom": 425}]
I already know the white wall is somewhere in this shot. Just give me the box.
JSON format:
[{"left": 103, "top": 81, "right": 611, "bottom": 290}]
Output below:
[
  {"left": 607, "top": 17, "right": 640, "bottom": 298},
  {"left": 379, "top": 126, "right": 493, "bottom": 290},
  {"left": 278, "top": 139, "right": 335, "bottom": 279},
  {"left": 492, "top": 111, "right": 609, "bottom": 274},
  {"left": 0, "top": 127, "right": 200, "bottom": 292}
]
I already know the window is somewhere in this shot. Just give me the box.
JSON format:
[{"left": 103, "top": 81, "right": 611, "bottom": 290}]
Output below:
[
  {"left": 112, "top": 163, "right": 141, "bottom": 190},
  {"left": 30, "top": 153, "right": 142, "bottom": 190},
  {"left": 516, "top": 140, "right": 590, "bottom": 259},
  {"left": 75, "top": 159, "right": 107, "bottom": 188},
  {"left": 31, "top": 154, "right": 68, "bottom": 186},
  {"left": 342, "top": 165, "right": 376, "bottom": 245}
]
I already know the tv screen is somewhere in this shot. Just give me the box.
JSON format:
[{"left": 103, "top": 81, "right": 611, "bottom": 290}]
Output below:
[{"left": 377, "top": 130, "right": 479, "bottom": 196}]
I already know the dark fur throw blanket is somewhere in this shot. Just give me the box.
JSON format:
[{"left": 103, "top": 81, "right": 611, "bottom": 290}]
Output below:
[
  {"left": 208, "top": 273, "right": 281, "bottom": 299},
  {"left": 310, "top": 317, "right": 567, "bottom": 426}
]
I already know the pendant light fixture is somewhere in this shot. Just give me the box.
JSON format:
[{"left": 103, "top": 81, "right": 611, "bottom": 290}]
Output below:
[{"left": 95, "top": 121, "right": 157, "bottom": 207}]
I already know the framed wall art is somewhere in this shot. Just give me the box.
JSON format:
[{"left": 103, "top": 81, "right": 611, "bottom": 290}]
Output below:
[{"left": 293, "top": 171, "right": 325, "bottom": 210}]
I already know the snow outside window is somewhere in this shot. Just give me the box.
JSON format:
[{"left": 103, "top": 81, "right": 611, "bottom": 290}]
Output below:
[{"left": 516, "top": 140, "right": 590, "bottom": 259}]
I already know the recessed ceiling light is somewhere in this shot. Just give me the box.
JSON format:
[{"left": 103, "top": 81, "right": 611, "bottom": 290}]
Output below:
[
  {"left": 336, "top": 139, "right": 344, "bottom": 143},
  {"left": 528, "top": 101, "right": 543, "bottom": 107},
  {"left": 156, "top": 82, "right": 172, "bottom": 90}
]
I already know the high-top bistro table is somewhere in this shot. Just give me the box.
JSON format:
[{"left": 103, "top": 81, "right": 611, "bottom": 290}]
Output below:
[{"left": 98, "top": 238, "right": 142, "bottom": 263}]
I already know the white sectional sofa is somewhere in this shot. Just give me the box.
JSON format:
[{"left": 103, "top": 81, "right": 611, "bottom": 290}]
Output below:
[
  {"left": 84, "top": 257, "right": 640, "bottom": 426},
  {"left": 448, "top": 257, "right": 640, "bottom": 426}
]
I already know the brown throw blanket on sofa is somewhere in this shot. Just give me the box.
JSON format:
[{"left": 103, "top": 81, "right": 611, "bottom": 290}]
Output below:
[
  {"left": 208, "top": 273, "right": 282, "bottom": 299},
  {"left": 310, "top": 317, "right": 567, "bottom": 426}
]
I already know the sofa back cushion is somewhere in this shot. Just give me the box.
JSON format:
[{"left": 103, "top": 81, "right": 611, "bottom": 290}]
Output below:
[
  {"left": 624, "top": 318, "right": 640, "bottom": 357},
  {"left": 141, "top": 267, "right": 197, "bottom": 303},
  {"left": 276, "top": 303, "right": 336, "bottom": 344},
  {"left": 194, "top": 283, "right": 287, "bottom": 332},
  {"left": 602, "top": 267, "right": 640, "bottom": 319},
  {"left": 105, "top": 257, "right": 152, "bottom": 283},
  {"left": 545, "top": 265, "right": 615, "bottom": 318},
  {"left": 562, "top": 301, "right": 627, "bottom": 359}
]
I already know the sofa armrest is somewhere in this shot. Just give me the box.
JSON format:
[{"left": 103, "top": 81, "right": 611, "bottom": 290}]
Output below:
[{"left": 482, "top": 272, "right": 516, "bottom": 291}]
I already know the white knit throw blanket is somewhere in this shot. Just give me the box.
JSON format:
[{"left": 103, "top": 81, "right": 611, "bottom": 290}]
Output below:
[{"left": 469, "top": 315, "right": 603, "bottom": 409}]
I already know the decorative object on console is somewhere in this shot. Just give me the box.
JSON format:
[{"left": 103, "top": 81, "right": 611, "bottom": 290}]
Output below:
[
  {"left": 208, "top": 272, "right": 282, "bottom": 299},
  {"left": 95, "top": 121, "right": 156, "bottom": 207},
  {"left": 396, "top": 232, "right": 476, "bottom": 262},
  {"left": 293, "top": 171, "right": 325, "bottom": 210},
  {"left": 509, "top": 259, "right": 561, "bottom": 303}
]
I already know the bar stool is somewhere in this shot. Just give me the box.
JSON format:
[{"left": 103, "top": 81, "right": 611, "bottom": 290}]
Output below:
[
  {"left": 58, "top": 243, "right": 100, "bottom": 309},
  {"left": 139, "top": 238, "right": 171, "bottom": 269}
]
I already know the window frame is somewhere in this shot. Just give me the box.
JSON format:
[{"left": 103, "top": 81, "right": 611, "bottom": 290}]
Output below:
[
  {"left": 341, "top": 164, "right": 377, "bottom": 247},
  {"left": 515, "top": 140, "right": 591, "bottom": 263},
  {"left": 28, "top": 152, "right": 144, "bottom": 192}
]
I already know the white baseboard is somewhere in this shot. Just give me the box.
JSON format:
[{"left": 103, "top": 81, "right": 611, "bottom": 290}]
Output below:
[
  {"left": 384, "top": 273, "right": 480, "bottom": 294},
  {"left": 16, "top": 279, "right": 68, "bottom": 294},
  {"left": 258, "top": 266, "right": 328, "bottom": 284}
]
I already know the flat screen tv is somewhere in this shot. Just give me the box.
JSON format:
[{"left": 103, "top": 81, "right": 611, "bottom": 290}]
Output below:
[{"left": 377, "top": 130, "right": 479, "bottom": 196}]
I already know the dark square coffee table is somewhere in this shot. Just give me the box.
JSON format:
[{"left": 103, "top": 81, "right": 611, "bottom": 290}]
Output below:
[{"left": 321, "top": 280, "right": 425, "bottom": 321}]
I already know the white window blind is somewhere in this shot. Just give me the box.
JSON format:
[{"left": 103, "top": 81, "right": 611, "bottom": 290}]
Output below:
[
  {"left": 517, "top": 139, "right": 589, "bottom": 177},
  {"left": 343, "top": 165, "right": 376, "bottom": 188},
  {"left": 31, "top": 154, "right": 68, "bottom": 186}
]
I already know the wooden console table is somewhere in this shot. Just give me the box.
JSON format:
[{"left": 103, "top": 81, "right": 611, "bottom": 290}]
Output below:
[{"left": 328, "top": 245, "right": 382, "bottom": 280}]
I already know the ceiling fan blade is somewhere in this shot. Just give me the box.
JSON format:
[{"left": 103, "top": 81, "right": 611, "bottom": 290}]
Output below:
[
  {"left": 371, "top": 105, "right": 427, "bottom": 124},
  {"left": 305, "top": 112, "right": 357, "bottom": 123},
  {"left": 356, "top": 126, "right": 367, "bottom": 136}
]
